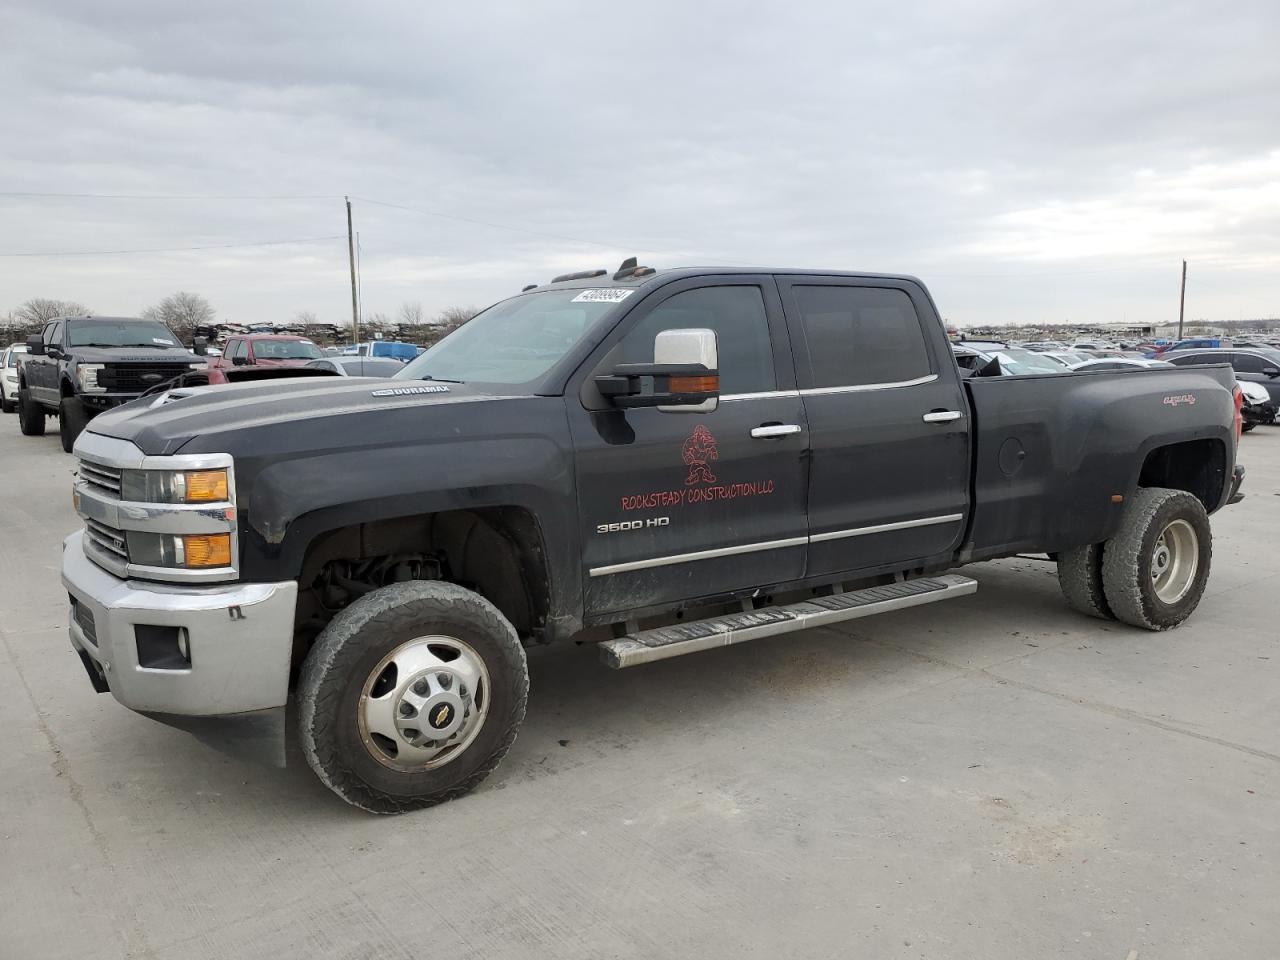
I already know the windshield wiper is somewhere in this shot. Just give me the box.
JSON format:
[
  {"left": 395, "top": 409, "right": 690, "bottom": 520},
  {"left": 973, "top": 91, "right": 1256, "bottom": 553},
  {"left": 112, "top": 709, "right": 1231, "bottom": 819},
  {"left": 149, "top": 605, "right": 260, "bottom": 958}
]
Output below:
[{"left": 417, "top": 374, "right": 465, "bottom": 384}]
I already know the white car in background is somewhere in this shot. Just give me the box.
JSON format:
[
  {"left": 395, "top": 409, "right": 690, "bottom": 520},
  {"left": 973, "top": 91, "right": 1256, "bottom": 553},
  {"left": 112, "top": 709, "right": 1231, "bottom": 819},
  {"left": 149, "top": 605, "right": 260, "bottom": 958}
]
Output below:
[
  {"left": 1, "top": 343, "right": 28, "bottom": 413},
  {"left": 1069, "top": 357, "right": 1174, "bottom": 371}
]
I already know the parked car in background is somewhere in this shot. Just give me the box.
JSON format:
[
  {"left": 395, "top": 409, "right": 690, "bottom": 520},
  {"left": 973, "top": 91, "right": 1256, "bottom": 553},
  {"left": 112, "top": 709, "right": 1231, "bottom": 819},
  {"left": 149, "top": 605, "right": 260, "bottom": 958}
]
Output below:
[
  {"left": 1021, "top": 341, "right": 1071, "bottom": 352},
  {"left": 1042, "top": 351, "right": 1093, "bottom": 367},
  {"left": 1164, "top": 347, "right": 1280, "bottom": 406},
  {"left": 1149, "top": 337, "right": 1227, "bottom": 358},
  {"left": 952, "top": 344, "right": 1066, "bottom": 376},
  {"left": 1238, "top": 380, "right": 1275, "bottom": 430},
  {"left": 340, "top": 340, "right": 420, "bottom": 362},
  {"left": 1071, "top": 340, "right": 1117, "bottom": 351},
  {"left": 209, "top": 334, "right": 323, "bottom": 373},
  {"left": 1, "top": 343, "right": 29, "bottom": 413},
  {"left": 17, "top": 315, "right": 205, "bottom": 451},
  {"left": 305, "top": 357, "right": 403, "bottom": 377},
  {"left": 1068, "top": 357, "right": 1175, "bottom": 372}
]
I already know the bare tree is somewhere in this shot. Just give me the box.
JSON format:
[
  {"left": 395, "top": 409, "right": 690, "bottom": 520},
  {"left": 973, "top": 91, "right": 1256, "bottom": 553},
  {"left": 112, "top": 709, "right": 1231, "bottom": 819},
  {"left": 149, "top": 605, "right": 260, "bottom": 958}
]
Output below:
[
  {"left": 365, "top": 311, "right": 392, "bottom": 328},
  {"left": 397, "top": 301, "right": 426, "bottom": 326},
  {"left": 294, "top": 310, "right": 318, "bottom": 325},
  {"left": 15, "top": 298, "right": 91, "bottom": 324},
  {"left": 141, "top": 292, "right": 216, "bottom": 340},
  {"left": 436, "top": 305, "right": 479, "bottom": 330}
]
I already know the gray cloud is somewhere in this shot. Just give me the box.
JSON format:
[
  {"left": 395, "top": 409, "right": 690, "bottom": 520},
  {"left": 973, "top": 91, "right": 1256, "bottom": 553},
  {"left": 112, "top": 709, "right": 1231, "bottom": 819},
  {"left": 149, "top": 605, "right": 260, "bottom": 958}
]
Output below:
[{"left": 1, "top": 0, "right": 1277, "bottom": 327}]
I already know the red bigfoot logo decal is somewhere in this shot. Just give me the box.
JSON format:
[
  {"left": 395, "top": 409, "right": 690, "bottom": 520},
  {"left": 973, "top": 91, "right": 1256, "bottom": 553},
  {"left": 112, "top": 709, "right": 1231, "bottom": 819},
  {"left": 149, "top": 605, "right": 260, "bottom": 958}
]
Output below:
[{"left": 682, "top": 425, "right": 719, "bottom": 485}]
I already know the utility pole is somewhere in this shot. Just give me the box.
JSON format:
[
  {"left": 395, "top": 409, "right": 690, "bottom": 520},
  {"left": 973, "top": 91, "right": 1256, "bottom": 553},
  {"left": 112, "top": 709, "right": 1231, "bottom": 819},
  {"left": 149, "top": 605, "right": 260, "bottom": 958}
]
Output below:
[
  {"left": 355, "top": 231, "right": 363, "bottom": 326},
  {"left": 1177, "top": 259, "right": 1187, "bottom": 339},
  {"left": 346, "top": 197, "right": 359, "bottom": 347}
]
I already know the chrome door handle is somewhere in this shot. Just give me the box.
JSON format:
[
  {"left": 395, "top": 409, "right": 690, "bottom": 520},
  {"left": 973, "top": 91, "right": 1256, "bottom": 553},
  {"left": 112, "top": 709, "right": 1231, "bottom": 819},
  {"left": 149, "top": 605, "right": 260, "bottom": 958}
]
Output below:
[
  {"left": 922, "top": 411, "right": 963, "bottom": 423},
  {"left": 751, "top": 424, "right": 803, "bottom": 438}
]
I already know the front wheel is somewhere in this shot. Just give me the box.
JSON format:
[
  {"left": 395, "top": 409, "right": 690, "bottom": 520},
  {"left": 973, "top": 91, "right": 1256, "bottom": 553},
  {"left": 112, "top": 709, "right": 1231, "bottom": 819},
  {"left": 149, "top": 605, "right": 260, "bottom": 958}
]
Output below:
[
  {"left": 17, "top": 388, "right": 45, "bottom": 436},
  {"left": 298, "top": 580, "right": 528, "bottom": 814},
  {"left": 59, "top": 397, "right": 90, "bottom": 452},
  {"left": 1101, "top": 487, "right": 1211, "bottom": 630},
  {"left": 0, "top": 385, "right": 13, "bottom": 414}
]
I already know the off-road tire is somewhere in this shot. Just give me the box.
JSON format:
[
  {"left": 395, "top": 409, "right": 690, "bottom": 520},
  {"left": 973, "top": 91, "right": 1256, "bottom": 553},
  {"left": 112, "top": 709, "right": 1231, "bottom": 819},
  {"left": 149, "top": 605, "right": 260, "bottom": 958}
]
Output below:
[
  {"left": 1057, "top": 542, "right": 1113, "bottom": 620},
  {"left": 298, "top": 581, "right": 528, "bottom": 814},
  {"left": 17, "top": 388, "right": 45, "bottom": 436},
  {"left": 59, "top": 397, "right": 90, "bottom": 452},
  {"left": 1101, "top": 487, "right": 1211, "bottom": 631},
  {"left": 0, "top": 385, "right": 13, "bottom": 414}
]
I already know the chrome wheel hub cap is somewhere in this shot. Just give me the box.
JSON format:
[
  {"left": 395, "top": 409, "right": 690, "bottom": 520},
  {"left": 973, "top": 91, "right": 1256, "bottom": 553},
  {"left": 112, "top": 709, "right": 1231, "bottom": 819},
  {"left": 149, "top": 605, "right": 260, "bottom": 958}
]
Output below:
[
  {"left": 358, "top": 636, "right": 489, "bottom": 771},
  {"left": 1150, "top": 519, "right": 1198, "bottom": 604}
]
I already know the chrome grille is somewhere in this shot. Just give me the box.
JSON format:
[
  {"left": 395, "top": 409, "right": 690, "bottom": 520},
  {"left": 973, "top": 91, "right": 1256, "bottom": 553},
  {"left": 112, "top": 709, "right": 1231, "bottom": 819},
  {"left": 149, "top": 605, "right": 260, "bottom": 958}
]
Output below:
[
  {"left": 78, "top": 459, "right": 122, "bottom": 496},
  {"left": 85, "top": 518, "right": 129, "bottom": 562}
]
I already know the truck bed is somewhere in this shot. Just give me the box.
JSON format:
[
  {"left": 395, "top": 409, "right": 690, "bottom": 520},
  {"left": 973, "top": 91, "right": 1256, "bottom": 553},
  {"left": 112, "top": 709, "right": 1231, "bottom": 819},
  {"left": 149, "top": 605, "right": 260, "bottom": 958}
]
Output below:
[{"left": 961, "top": 363, "right": 1237, "bottom": 562}]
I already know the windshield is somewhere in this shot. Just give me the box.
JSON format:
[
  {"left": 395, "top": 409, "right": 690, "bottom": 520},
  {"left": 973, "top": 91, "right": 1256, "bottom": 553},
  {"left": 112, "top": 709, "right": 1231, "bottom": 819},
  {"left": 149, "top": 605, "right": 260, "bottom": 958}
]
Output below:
[
  {"left": 396, "top": 289, "right": 626, "bottom": 385},
  {"left": 255, "top": 339, "right": 323, "bottom": 360},
  {"left": 994, "top": 349, "right": 1065, "bottom": 374},
  {"left": 67, "top": 319, "right": 179, "bottom": 349},
  {"left": 6, "top": 348, "right": 24, "bottom": 367}
]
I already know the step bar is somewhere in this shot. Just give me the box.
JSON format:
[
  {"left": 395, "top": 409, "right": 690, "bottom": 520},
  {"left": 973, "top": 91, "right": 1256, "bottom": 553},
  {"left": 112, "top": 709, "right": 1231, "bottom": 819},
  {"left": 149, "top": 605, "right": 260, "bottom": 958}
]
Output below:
[{"left": 599, "top": 574, "right": 977, "bottom": 669}]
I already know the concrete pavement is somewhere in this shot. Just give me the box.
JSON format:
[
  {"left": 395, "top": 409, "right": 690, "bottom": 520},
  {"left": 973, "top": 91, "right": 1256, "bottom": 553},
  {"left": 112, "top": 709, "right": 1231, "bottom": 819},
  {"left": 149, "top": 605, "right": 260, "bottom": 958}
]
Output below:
[{"left": 1, "top": 419, "right": 1277, "bottom": 959}]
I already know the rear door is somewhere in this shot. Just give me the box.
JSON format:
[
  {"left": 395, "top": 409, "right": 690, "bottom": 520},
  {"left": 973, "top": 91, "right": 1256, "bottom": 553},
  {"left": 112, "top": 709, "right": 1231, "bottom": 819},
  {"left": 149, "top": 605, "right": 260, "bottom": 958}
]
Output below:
[
  {"left": 570, "top": 277, "right": 809, "bottom": 617},
  {"left": 776, "top": 277, "right": 971, "bottom": 579}
]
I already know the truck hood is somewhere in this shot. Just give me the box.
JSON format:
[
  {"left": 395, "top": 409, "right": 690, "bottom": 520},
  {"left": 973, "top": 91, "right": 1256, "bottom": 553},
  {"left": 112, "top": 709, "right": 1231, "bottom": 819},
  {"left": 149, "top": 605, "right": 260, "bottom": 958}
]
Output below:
[
  {"left": 84, "top": 377, "right": 505, "bottom": 455},
  {"left": 72, "top": 345, "right": 201, "bottom": 364}
]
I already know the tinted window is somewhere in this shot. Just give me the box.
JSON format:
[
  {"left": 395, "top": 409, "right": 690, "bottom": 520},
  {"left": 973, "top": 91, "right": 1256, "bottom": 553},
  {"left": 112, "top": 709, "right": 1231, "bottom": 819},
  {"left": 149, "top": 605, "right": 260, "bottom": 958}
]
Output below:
[
  {"left": 1166, "top": 352, "right": 1206, "bottom": 365},
  {"left": 617, "top": 285, "right": 775, "bottom": 395},
  {"left": 232, "top": 340, "right": 249, "bottom": 361},
  {"left": 793, "top": 285, "right": 931, "bottom": 388},
  {"left": 254, "top": 339, "right": 322, "bottom": 360},
  {"left": 44, "top": 322, "right": 62, "bottom": 346},
  {"left": 1232, "top": 353, "right": 1265, "bottom": 374}
]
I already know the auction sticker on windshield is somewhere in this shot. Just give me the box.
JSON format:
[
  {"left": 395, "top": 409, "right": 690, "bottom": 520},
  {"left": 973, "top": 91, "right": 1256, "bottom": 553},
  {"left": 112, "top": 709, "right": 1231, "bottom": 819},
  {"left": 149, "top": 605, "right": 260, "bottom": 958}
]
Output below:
[{"left": 572, "top": 289, "right": 635, "bottom": 303}]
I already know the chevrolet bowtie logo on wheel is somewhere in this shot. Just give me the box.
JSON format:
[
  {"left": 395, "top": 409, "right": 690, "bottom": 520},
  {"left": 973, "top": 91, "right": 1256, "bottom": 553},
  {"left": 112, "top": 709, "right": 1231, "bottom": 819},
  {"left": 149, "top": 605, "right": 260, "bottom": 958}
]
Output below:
[{"left": 429, "top": 704, "right": 452, "bottom": 729}]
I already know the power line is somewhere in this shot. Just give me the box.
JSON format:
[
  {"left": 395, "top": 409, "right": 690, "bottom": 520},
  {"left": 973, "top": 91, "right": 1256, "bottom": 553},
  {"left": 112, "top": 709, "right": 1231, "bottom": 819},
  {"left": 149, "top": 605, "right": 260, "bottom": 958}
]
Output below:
[
  {"left": 0, "top": 191, "right": 335, "bottom": 201},
  {"left": 0, "top": 235, "right": 346, "bottom": 258}
]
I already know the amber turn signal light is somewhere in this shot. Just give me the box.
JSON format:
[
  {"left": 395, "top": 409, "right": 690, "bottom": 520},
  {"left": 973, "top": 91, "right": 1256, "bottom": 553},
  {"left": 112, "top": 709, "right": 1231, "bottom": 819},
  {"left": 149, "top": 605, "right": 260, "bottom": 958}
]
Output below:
[
  {"left": 668, "top": 374, "right": 719, "bottom": 394},
  {"left": 184, "top": 470, "right": 229, "bottom": 503},
  {"left": 182, "top": 533, "right": 232, "bottom": 567}
]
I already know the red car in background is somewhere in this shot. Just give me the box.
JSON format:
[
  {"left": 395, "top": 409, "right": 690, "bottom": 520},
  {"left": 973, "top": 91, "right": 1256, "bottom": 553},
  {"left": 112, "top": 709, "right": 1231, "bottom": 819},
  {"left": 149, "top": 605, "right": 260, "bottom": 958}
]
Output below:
[{"left": 206, "top": 334, "right": 326, "bottom": 383}]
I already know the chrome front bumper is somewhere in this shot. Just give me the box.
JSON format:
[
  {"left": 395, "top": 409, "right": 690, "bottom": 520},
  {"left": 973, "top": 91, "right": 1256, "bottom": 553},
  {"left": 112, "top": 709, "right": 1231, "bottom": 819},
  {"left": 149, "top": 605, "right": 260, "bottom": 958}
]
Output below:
[{"left": 61, "top": 530, "right": 298, "bottom": 716}]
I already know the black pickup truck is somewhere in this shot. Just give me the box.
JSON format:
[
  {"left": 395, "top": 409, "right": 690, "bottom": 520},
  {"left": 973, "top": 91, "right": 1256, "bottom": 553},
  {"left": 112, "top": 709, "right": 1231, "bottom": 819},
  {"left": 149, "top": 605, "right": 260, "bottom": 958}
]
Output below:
[
  {"left": 19, "top": 315, "right": 207, "bottom": 451},
  {"left": 61, "top": 264, "right": 1244, "bottom": 813}
]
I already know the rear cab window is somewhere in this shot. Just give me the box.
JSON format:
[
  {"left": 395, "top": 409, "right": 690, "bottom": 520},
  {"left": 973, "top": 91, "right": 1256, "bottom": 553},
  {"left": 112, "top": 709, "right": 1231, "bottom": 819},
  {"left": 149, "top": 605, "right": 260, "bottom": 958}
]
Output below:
[{"left": 787, "top": 284, "right": 933, "bottom": 388}]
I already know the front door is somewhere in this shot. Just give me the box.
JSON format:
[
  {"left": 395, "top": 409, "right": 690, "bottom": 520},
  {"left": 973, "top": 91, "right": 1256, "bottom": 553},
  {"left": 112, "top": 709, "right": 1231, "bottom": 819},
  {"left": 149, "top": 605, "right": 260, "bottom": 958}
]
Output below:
[
  {"left": 29, "top": 321, "right": 62, "bottom": 404},
  {"left": 777, "top": 277, "right": 971, "bottom": 579},
  {"left": 570, "top": 277, "right": 809, "bottom": 618}
]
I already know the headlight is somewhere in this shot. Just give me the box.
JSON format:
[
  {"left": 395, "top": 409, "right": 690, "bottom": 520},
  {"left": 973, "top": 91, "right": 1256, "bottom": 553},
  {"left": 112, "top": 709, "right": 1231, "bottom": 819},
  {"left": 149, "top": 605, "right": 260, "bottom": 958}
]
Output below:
[
  {"left": 120, "top": 468, "right": 230, "bottom": 503},
  {"left": 76, "top": 364, "right": 106, "bottom": 393},
  {"left": 127, "top": 532, "right": 233, "bottom": 569}
]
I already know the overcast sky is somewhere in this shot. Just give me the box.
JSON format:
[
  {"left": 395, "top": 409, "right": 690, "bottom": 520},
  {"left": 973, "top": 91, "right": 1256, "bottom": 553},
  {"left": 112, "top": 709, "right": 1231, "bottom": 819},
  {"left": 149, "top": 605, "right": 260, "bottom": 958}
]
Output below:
[{"left": 1, "top": 0, "right": 1277, "bottom": 328}]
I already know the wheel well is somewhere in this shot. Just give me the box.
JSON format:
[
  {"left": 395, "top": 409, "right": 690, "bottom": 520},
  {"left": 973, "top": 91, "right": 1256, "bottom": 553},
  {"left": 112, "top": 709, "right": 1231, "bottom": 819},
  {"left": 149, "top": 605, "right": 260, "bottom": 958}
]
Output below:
[
  {"left": 1137, "top": 439, "right": 1225, "bottom": 512},
  {"left": 60, "top": 377, "right": 74, "bottom": 398},
  {"left": 293, "top": 507, "right": 551, "bottom": 667}
]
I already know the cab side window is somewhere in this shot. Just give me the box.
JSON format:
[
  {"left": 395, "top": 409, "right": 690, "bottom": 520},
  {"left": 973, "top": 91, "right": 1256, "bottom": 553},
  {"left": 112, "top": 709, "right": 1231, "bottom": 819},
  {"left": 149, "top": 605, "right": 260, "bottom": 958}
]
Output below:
[
  {"left": 793, "top": 285, "right": 931, "bottom": 388},
  {"left": 233, "top": 340, "right": 250, "bottom": 362},
  {"left": 44, "top": 321, "right": 63, "bottom": 348},
  {"left": 616, "top": 285, "right": 776, "bottom": 395}
]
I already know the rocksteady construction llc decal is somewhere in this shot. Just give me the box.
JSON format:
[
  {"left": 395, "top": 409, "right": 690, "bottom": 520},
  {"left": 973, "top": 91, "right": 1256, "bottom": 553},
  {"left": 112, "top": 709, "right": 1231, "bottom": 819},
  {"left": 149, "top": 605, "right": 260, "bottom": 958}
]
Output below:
[
  {"left": 1163, "top": 393, "right": 1196, "bottom": 407},
  {"left": 619, "top": 425, "right": 776, "bottom": 512}
]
